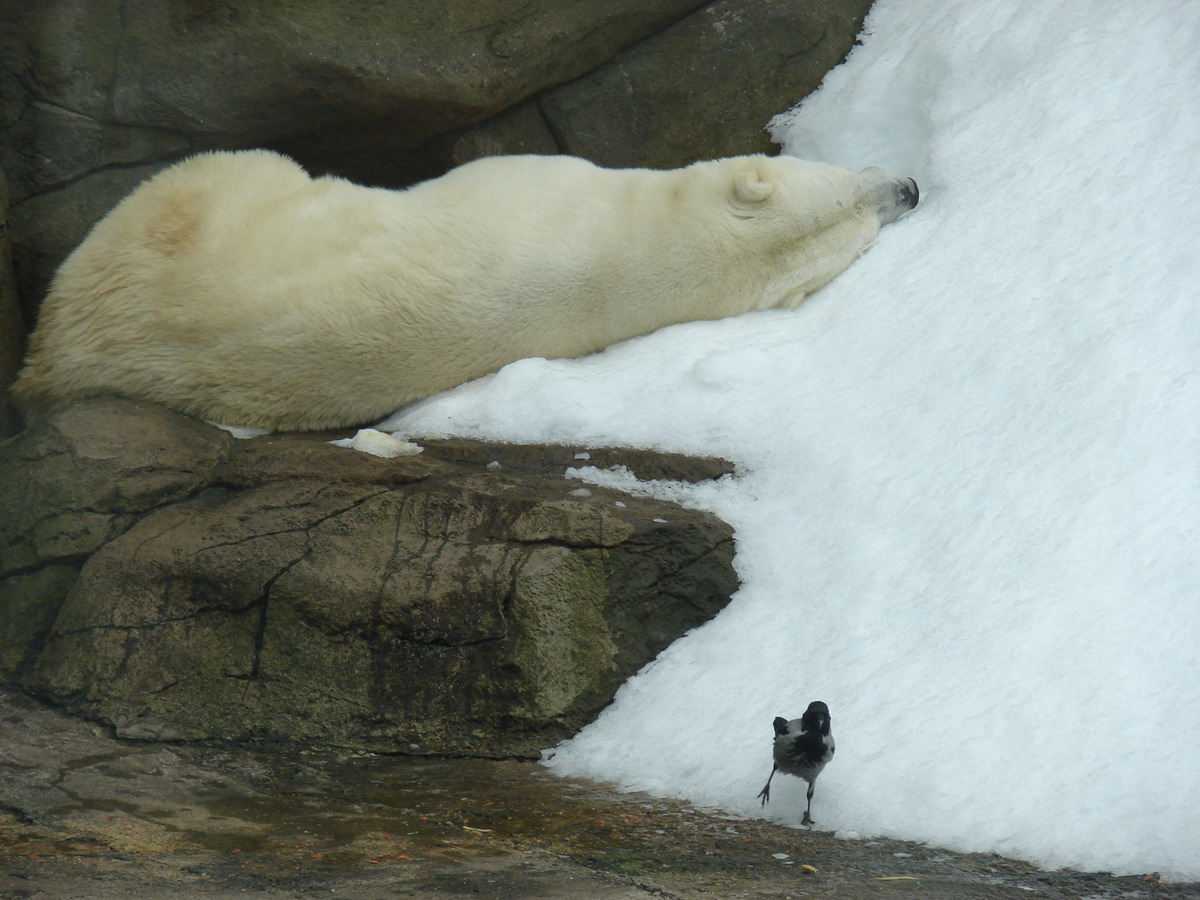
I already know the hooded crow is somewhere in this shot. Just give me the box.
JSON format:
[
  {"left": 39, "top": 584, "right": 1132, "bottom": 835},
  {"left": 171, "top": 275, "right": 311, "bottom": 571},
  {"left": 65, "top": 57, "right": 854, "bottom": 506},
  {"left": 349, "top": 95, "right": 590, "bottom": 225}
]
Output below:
[{"left": 756, "top": 700, "right": 835, "bottom": 825}]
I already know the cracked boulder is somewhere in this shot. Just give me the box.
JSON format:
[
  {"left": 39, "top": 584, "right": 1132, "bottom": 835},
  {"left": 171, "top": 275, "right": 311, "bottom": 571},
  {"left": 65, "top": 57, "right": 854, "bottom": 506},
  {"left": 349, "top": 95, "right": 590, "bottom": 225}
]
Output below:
[{"left": 1, "top": 398, "right": 737, "bottom": 757}]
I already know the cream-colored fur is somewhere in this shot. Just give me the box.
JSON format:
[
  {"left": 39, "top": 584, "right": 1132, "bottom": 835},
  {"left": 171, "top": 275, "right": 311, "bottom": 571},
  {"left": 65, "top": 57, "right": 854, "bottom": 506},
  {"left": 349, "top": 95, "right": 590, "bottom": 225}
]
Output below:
[{"left": 13, "top": 150, "right": 916, "bottom": 430}]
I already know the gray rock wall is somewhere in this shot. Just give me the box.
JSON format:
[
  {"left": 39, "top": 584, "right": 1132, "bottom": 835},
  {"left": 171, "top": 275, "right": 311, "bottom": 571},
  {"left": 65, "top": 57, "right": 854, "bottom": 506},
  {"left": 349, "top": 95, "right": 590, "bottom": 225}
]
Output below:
[{"left": 0, "top": 167, "right": 23, "bottom": 434}]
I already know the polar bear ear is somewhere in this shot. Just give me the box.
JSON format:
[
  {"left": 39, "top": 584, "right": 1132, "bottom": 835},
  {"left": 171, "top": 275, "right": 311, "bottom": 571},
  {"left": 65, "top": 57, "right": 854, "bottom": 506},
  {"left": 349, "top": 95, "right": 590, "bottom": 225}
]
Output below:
[{"left": 733, "top": 163, "right": 776, "bottom": 206}]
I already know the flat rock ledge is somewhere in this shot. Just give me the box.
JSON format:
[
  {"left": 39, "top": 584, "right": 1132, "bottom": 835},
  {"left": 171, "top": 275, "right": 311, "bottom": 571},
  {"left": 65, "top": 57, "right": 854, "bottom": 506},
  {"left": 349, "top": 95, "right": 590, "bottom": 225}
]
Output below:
[
  {"left": 0, "top": 398, "right": 737, "bottom": 757},
  {"left": 0, "top": 688, "right": 1185, "bottom": 900}
]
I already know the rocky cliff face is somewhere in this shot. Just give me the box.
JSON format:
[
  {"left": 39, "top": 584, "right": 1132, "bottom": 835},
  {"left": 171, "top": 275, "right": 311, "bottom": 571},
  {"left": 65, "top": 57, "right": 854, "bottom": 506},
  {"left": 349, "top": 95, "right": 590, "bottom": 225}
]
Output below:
[{"left": 0, "top": 399, "right": 738, "bottom": 756}]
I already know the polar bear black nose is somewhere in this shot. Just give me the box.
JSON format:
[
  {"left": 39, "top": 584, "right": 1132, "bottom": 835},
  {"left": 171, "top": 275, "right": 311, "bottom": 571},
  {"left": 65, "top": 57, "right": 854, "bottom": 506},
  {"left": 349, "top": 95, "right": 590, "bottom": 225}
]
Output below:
[{"left": 859, "top": 167, "right": 919, "bottom": 224}]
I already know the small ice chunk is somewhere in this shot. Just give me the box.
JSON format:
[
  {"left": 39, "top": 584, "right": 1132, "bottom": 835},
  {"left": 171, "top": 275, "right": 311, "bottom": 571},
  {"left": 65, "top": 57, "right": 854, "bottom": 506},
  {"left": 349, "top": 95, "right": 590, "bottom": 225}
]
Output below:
[
  {"left": 486, "top": 460, "right": 502, "bottom": 470},
  {"left": 835, "top": 830, "right": 863, "bottom": 841},
  {"left": 652, "top": 517, "right": 668, "bottom": 523},
  {"left": 208, "top": 421, "right": 270, "bottom": 439},
  {"left": 772, "top": 852, "right": 789, "bottom": 860},
  {"left": 567, "top": 487, "right": 593, "bottom": 498},
  {"left": 614, "top": 501, "right": 627, "bottom": 508},
  {"left": 333, "top": 428, "right": 423, "bottom": 458},
  {"left": 574, "top": 451, "right": 591, "bottom": 460}
]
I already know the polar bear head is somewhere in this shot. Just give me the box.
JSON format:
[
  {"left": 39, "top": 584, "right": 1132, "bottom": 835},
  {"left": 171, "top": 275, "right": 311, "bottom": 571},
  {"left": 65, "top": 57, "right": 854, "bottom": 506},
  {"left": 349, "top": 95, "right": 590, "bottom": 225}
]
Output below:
[{"left": 711, "top": 154, "right": 918, "bottom": 309}]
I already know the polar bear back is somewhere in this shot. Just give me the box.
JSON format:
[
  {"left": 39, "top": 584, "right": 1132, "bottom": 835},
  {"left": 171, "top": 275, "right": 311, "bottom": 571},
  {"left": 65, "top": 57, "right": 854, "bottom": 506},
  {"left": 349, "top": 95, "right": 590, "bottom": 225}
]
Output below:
[{"left": 13, "top": 150, "right": 915, "bottom": 430}]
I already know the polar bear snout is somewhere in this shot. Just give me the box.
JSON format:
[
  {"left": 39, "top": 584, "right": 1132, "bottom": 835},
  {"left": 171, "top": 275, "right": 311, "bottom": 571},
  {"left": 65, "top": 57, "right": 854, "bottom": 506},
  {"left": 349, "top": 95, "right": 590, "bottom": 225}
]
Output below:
[{"left": 859, "top": 166, "right": 920, "bottom": 225}]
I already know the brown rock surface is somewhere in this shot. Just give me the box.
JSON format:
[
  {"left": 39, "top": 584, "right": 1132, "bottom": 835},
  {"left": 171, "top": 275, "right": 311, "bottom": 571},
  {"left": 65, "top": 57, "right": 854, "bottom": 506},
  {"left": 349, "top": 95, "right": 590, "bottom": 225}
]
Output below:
[
  {"left": 0, "top": 688, "right": 1189, "bottom": 900},
  {"left": 1, "top": 398, "right": 737, "bottom": 756}
]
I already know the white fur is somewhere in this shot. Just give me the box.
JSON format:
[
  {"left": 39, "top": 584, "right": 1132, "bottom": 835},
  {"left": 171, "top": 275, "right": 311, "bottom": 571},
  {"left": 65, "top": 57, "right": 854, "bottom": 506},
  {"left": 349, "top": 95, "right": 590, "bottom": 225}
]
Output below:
[{"left": 14, "top": 150, "right": 913, "bottom": 430}]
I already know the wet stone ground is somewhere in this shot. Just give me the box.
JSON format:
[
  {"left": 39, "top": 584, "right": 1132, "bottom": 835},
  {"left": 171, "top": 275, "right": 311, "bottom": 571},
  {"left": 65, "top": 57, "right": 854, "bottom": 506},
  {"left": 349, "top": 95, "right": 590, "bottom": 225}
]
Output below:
[{"left": 1, "top": 688, "right": 1194, "bottom": 899}]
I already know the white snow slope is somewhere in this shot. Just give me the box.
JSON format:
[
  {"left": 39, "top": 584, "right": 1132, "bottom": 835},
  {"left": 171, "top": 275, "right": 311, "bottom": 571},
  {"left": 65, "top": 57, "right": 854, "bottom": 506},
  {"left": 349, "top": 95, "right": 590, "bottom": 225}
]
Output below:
[{"left": 377, "top": 0, "right": 1200, "bottom": 880}]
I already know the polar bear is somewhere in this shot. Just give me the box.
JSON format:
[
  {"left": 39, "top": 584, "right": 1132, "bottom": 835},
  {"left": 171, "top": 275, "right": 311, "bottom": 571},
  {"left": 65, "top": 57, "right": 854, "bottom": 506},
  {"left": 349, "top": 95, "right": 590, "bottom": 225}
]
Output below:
[{"left": 13, "top": 150, "right": 917, "bottom": 431}]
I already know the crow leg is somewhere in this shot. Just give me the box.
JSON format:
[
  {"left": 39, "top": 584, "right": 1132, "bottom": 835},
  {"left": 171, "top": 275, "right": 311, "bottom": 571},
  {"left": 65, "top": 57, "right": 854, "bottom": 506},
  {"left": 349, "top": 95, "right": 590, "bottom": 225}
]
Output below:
[
  {"left": 802, "top": 781, "right": 816, "bottom": 826},
  {"left": 756, "top": 765, "right": 778, "bottom": 807}
]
